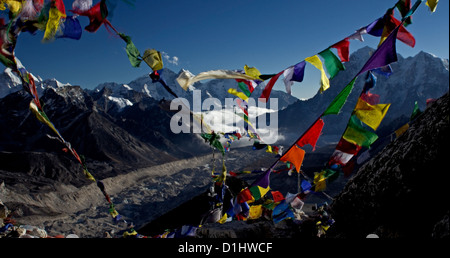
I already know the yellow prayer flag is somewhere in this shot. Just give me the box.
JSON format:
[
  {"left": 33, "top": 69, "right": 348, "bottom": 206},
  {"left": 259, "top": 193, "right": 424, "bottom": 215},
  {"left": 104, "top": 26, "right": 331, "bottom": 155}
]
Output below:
[
  {"left": 354, "top": 99, "right": 391, "bottom": 131},
  {"left": 305, "top": 55, "right": 330, "bottom": 92},
  {"left": 218, "top": 213, "right": 228, "bottom": 224},
  {"left": 142, "top": 49, "right": 163, "bottom": 71},
  {"left": 244, "top": 65, "right": 262, "bottom": 80},
  {"left": 313, "top": 171, "right": 327, "bottom": 192},
  {"left": 43, "top": 5, "right": 66, "bottom": 42},
  {"left": 2, "top": 0, "right": 23, "bottom": 14},
  {"left": 227, "top": 88, "right": 249, "bottom": 102},
  {"left": 29, "top": 101, "right": 62, "bottom": 138},
  {"left": 426, "top": 0, "right": 439, "bottom": 12},
  {"left": 249, "top": 205, "right": 263, "bottom": 220},
  {"left": 395, "top": 123, "right": 409, "bottom": 138}
]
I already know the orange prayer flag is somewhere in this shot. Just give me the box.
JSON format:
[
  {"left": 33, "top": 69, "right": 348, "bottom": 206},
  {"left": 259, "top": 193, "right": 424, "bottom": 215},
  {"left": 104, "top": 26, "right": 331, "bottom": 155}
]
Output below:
[{"left": 280, "top": 145, "right": 305, "bottom": 173}]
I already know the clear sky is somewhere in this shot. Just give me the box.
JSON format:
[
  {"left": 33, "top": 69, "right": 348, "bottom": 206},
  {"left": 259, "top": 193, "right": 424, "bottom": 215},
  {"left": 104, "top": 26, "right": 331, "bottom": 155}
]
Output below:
[{"left": 9, "top": 0, "right": 450, "bottom": 100}]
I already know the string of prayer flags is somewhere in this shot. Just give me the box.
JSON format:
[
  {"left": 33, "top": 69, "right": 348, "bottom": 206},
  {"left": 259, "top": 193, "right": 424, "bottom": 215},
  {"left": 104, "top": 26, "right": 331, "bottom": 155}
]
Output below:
[
  {"left": 426, "top": 0, "right": 439, "bottom": 12},
  {"left": 176, "top": 69, "right": 257, "bottom": 91},
  {"left": 279, "top": 145, "right": 306, "bottom": 173},
  {"left": 342, "top": 115, "right": 379, "bottom": 148},
  {"left": 305, "top": 55, "right": 330, "bottom": 93},
  {"left": 318, "top": 48, "right": 346, "bottom": 80},
  {"left": 295, "top": 118, "right": 324, "bottom": 151},
  {"left": 322, "top": 77, "right": 357, "bottom": 116}
]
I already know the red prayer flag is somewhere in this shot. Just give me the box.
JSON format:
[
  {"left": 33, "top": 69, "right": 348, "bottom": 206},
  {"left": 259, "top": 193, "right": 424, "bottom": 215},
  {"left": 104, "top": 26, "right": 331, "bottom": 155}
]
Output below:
[
  {"left": 259, "top": 71, "right": 284, "bottom": 103},
  {"left": 296, "top": 118, "right": 324, "bottom": 151},
  {"left": 271, "top": 191, "right": 285, "bottom": 203},
  {"left": 336, "top": 138, "right": 362, "bottom": 155},
  {"left": 331, "top": 38, "right": 350, "bottom": 62},
  {"left": 237, "top": 188, "right": 253, "bottom": 203}
]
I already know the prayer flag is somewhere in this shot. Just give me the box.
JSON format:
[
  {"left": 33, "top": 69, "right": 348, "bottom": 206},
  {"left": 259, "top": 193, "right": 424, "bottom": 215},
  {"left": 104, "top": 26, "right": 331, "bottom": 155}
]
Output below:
[
  {"left": 228, "top": 88, "right": 249, "bottom": 102},
  {"left": 237, "top": 81, "right": 252, "bottom": 97},
  {"left": 119, "top": 33, "right": 142, "bottom": 68},
  {"left": 43, "top": 0, "right": 67, "bottom": 41},
  {"left": 331, "top": 38, "right": 350, "bottom": 62},
  {"left": 426, "top": 0, "right": 439, "bottom": 12},
  {"left": 357, "top": 25, "right": 399, "bottom": 76},
  {"left": 237, "top": 188, "right": 254, "bottom": 204},
  {"left": 305, "top": 55, "right": 330, "bottom": 92},
  {"left": 410, "top": 100, "right": 422, "bottom": 121},
  {"left": 329, "top": 149, "right": 354, "bottom": 166},
  {"left": 395, "top": 123, "right": 409, "bottom": 137},
  {"left": 342, "top": 115, "right": 379, "bottom": 148},
  {"left": 244, "top": 65, "right": 262, "bottom": 80},
  {"left": 360, "top": 91, "right": 380, "bottom": 105},
  {"left": 313, "top": 171, "right": 327, "bottom": 192},
  {"left": 362, "top": 71, "right": 377, "bottom": 93},
  {"left": 379, "top": 14, "right": 415, "bottom": 48},
  {"left": 142, "top": 49, "right": 163, "bottom": 71},
  {"left": 249, "top": 185, "right": 270, "bottom": 201},
  {"left": 319, "top": 48, "right": 345, "bottom": 80},
  {"left": 283, "top": 66, "right": 294, "bottom": 95},
  {"left": 296, "top": 118, "right": 324, "bottom": 151},
  {"left": 57, "top": 16, "right": 82, "bottom": 40},
  {"left": 272, "top": 200, "right": 295, "bottom": 223},
  {"left": 336, "top": 138, "right": 361, "bottom": 155},
  {"left": 248, "top": 205, "right": 263, "bottom": 220},
  {"left": 292, "top": 61, "right": 306, "bottom": 82},
  {"left": 323, "top": 77, "right": 357, "bottom": 116},
  {"left": 354, "top": 99, "right": 391, "bottom": 131},
  {"left": 283, "top": 61, "right": 306, "bottom": 95},
  {"left": 71, "top": 0, "right": 107, "bottom": 33},
  {"left": 280, "top": 145, "right": 306, "bottom": 173},
  {"left": 396, "top": 0, "right": 413, "bottom": 26},
  {"left": 176, "top": 69, "right": 256, "bottom": 90},
  {"left": 271, "top": 191, "right": 285, "bottom": 203},
  {"left": 259, "top": 70, "right": 283, "bottom": 103}
]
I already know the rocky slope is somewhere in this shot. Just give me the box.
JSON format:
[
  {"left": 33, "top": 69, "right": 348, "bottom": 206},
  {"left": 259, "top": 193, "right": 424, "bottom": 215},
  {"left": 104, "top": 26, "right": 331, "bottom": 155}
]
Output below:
[{"left": 328, "top": 92, "right": 449, "bottom": 238}]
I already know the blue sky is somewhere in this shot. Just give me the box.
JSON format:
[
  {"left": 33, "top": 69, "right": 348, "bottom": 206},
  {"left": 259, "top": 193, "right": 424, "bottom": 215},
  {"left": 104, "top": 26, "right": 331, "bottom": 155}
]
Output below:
[{"left": 10, "top": 0, "right": 450, "bottom": 100}]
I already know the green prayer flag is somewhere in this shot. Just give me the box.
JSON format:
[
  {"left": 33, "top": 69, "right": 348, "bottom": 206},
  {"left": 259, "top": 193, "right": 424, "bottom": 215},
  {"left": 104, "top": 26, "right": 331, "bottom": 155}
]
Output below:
[
  {"left": 119, "top": 33, "right": 142, "bottom": 68},
  {"left": 410, "top": 100, "right": 422, "bottom": 121},
  {"left": 318, "top": 48, "right": 345, "bottom": 80},
  {"left": 342, "top": 115, "right": 379, "bottom": 148},
  {"left": 323, "top": 77, "right": 356, "bottom": 116},
  {"left": 238, "top": 82, "right": 252, "bottom": 97}
]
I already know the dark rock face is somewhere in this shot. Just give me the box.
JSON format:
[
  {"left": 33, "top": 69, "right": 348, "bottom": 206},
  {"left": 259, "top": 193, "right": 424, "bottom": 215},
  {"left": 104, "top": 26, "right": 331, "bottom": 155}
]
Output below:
[{"left": 329, "top": 93, "right": 449, "bottom": 238}]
